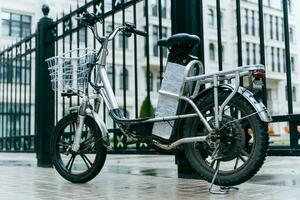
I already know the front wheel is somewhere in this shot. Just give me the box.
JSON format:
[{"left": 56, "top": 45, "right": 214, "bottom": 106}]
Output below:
[
  {"left": 50, "top": 113, "right": 107, "bottom": 183},
  {"left": 184, "top": 92, "right": 269, "bottom": 186}
]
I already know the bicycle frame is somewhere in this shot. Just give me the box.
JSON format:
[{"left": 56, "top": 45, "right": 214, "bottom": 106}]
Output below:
[{"left": 70, "top": 22, "right": 272, "bottom": 152}]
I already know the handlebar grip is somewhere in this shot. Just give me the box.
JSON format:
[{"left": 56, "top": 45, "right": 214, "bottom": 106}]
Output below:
[
  {"left": 131, "top": 29, "right": 147, "bottom": 37},
  {"left": 75, "top": 17, "right": 84, "bottom": 21},
  {"left": 76, "top": 12, "right": 100, "bottom": 26}
]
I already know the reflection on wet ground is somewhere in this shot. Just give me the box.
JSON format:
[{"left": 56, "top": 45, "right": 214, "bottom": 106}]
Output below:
[
  {"left": 107, "top": 165, "right": 177, "bottom": 178},
  {"left": 250, "top": 174, "right": 300, "bottom": 187},
  {"left": 2, "top": 154, "right": 300, "bottom": 188},
  {"left": 108, "top": 164, "right": 300, "bottom": 188},
  {"left": 0, "top": 160, "right": 32, "bottom": 167},
  {"left": 1, "top": 154, "right": 300, "bottom": 199}
]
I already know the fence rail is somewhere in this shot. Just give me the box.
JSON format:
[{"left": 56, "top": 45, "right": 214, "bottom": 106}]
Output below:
[
  {"left": 0, "top": 33, "right": 36, "bottom": 152},
  {"left": 0, "top": 0, "right": 299, "bottom": 160}
]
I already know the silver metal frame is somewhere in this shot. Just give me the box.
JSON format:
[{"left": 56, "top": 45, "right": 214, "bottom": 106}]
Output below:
[{"left": 62, "top": 22, "right": 272, "bottom": 152}]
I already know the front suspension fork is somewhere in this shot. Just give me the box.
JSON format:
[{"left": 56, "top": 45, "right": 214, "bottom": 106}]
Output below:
[{"left": 71, "top": 97, "right": 88, "bottom": 152}]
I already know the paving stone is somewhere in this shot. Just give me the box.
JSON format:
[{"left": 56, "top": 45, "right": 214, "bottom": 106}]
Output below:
[{"left": 0, "top": 153, "right": 300, "bottom": 199}]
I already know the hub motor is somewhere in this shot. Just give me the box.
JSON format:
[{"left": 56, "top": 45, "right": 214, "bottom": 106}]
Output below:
[{"left": 206, "top": 115, "right": 246, "bottom": 161}]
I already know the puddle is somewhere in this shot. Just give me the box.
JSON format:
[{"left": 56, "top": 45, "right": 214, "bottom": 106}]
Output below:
[
  {"left": 0, "top": 160, "right": 32, "bottom": 167},
  {"left": 106, "top": 165, "right": 177, "bottom": 178},
  {"left": 249, "top": 174, "right": 300, "bottom": 187}
]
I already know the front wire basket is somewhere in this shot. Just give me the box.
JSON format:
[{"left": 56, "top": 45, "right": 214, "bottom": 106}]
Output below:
[{"left": 46, "top": 49, "right": 97, "bottom": 94}]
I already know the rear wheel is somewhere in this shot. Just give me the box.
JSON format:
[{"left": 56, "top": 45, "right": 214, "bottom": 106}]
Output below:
[
  {"left": 184, "top": 92, "right": 269, "bottom": 186},
  {"left": 50, "top": 113, "right": 107, "bottom": 183}
]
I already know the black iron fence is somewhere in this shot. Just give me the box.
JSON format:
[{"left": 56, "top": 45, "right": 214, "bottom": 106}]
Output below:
[
  {"left": 46, "top": 0, "right": 168, "bottom": 155},
  {"left": 0, "top": 34, "right": 36, "bottom": 152},
  {"left": 0, "top": 0, "right": 299, "bottom": 160},
  {"left": 182, "top": 0, "right": 300, "bottom": 156},
  {"left": 0, "top": 0, "right": 170, "bottom": 157}
]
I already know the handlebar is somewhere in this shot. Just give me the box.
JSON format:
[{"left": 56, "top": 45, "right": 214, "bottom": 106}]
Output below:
[
  {"left": 129, "top": 28, "right": 147, "bottom": 37},
  {"left": 75, "top": 12, "right": 101, "bottom": 26},
  {"left": 123, "top": 22, "right": 147, "bottom": 37},
  {"left": 76, "top": 12, "right": 147, "bottom": 42}
]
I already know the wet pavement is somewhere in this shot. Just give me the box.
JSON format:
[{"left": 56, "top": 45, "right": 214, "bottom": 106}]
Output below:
[{"left": 1, "top": 154, "right": 300, "bottom": 199}]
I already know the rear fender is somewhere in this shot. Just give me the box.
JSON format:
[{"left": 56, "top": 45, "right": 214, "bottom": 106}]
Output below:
[{"left": 192, "top": 84, "right": 272, "bottom": 122}]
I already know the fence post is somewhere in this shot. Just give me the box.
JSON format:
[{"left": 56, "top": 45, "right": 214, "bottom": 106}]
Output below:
[
  {"left": 35, "top": 5, "right": 55, "bottom": 167},
  {"left": 171, "top": 0, "right": 204, "bottom": 178}
]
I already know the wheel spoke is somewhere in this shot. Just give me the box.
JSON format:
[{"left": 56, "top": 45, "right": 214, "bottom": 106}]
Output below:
[
  {"left": 238, "top": 155, "right": 247, "bottom": 163},
  {"left": 230, "top": 106, "right": 236, "bottom": 117},
  {"left": 71, "top": 122, "right": 76, "bottom": 133},
  {"left": 240, "top": 149, "right": 250, "bottom": 157},
  {"left": 215, "top": 160, "right": 220, "bottom": 170},
  {"left": 80, "top": 153, "right": 93, "bottom": 169},
  {"left": 80, "top": 136, "right": 94, "bottom": 146},
  {"left": 66, "top": 154, "right": 76, "bottom": 172},
  {"left": 204, "top": 108, "right": 214, "bottom": 117},
  {"left": 223, "top": 105, "right": 230, "bottom": 113},
  {"left": 234, "top": 157, "right": 239, "bottom": 169},
  {"left": 210, "top": 159, "right": 216, "bottom": 168},
  {"left": 59, "top": 139, "right": 70, "bottom": 147}
]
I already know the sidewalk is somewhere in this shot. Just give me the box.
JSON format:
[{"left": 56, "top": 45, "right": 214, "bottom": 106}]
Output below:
[{"left": 0, "top": 153, "right": 300, "bottom": 200}]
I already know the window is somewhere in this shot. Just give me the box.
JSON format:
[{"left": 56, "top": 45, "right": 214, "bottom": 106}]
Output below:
[
  {"left": 271, "top": 47, "right": 275, "bottom": 71},
  {"left": 161, "top": 0, "right": 167, "bottom": 18},
  {"left": 152, "top": 0, "right": 158, "bottom": 16},
  {"left": 144, "top": 26, "right": 147, "bottom": 56},
  {"left": 105, "top": 0, "right": 112, "bottom": 4},
  {"left": 107, "top": 66, "right": 113, "bottom": 84},
  {"left": 119, "top": 32, "right": 128, "bottom": 49},
  {"left": 162, "top": 27, "right": 168, "bottom": 57},
  {"left": 270, "top": 15, "right": 273, "bottom": 39},
  {"left": 291, "top": 57, "right": 295, "bottom": 72},
  {"left": 106, "top": 25, "right": 113, "bottom": 48},
  {"left": 275, "top": 16, "right": 279, "bottom": 40},
  {"left": 78, "top": 28, "right": 86, "bottom": 43},
  {"left": 281, "top": 18, "right": 284, "bottom": 41},
  {"left": 0, "top": 104, "right": 31, "bottom": 136},
  {"left": 287, "top": 86, "right": 297, "bottom": 101},
  {"left": 222, "top": 45, "right": 224, "bottom": 62},
  {"left": 106, "top": 25, "right": 113, "bottom": 35},
  {"left": 245, "top": 9, "right": 249, "bottom": 34},
  {"left": 153, "top": 25, "right": 168, "bottom": 57},
  {"left": 288, "top": 0, "right": 292, "bottom": 12},
  {"left": 220, "top": 12, "right": 223, "bottom": 28},
  {"left": 293, "top": 86, "right": 296, "bottom": 101},
  {"left": 1, "top": 12, "right": 31, "bottom": 37},
  {"left": 156, "top": 73, "right": 162, "bottom": 91},
  {"left": 145, "top": 71, "right": 153, "bottom": 91},
  {"left": 289, "top": 27, "right": 294, "bottom": 43},
  {"left": 246, "top": 42, "right": 250, "bottom": 65},
  {"left": 120, "top": 68, "right": 128, "bottom": 90},
  {"left": 277, "top": 48, "right": 281, "bottom": 72},
  {"left": 120, "top": 107, "right": 129, "bottom": 118},
  {"left": 253, "top": 43, "right": 256, "bottom": 64},
  {"left": 251, "top": 10, "right": 255, "bottom": 36},
  {"left": 209, "top": 43, "right": 215, "bottom": 61},
  {"left": 208, "top": 9, "right": 214, "bottom": 27},
  {"left": 283, "top": 49, "right": 286, "bottom": 73},
  {"left": 153, "top": 25, "right": 159, "bottom": 57},
  {"left": 0, "top": 60, "right": 31, "bottom": 84}
]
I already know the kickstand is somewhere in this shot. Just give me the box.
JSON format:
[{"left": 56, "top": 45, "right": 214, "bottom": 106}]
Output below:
[{"left": 208, "top": 160, "right": 239, "bottom": 194}]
